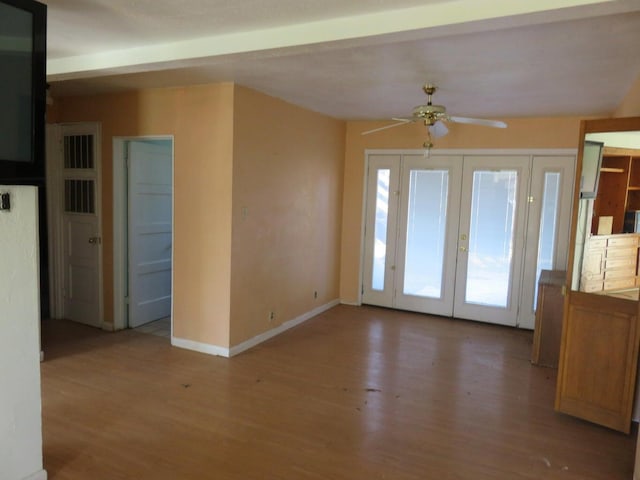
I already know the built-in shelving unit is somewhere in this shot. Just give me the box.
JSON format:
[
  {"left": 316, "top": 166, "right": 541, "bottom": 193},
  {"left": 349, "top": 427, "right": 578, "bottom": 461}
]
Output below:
[{"left": 591, "top": 147, "right": 640, "bottom": 234}]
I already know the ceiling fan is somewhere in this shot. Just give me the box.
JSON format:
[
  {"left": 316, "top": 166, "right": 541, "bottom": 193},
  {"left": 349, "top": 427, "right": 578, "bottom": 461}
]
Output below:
[{"left": 362, "top": 84, "right": 507, "bottom": 138}]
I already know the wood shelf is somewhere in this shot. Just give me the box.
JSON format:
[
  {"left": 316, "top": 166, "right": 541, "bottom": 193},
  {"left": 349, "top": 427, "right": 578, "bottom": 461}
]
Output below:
[{"left": 592, "top": 148, "right": 640, "bottom": 234}]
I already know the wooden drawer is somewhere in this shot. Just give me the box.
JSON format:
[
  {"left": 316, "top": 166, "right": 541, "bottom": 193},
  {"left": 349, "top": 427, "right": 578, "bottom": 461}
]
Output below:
[
  {"left": 607, "top": 236, "right": 639, "bottom": 247},
  {"left": 604, "top": 277, "right": 636, "bottom": 290},
  {"left": 588, "top": 238, "right": 607, "bottom": 249},
  {"left": 605, "top": 257, "right": 637, "bottom": 269},
  {"left": 606, "top": 246, "right": 638, "bottom": 259},
  {"left": 604, "top": 268, "right": 637, "bottom": 279}
]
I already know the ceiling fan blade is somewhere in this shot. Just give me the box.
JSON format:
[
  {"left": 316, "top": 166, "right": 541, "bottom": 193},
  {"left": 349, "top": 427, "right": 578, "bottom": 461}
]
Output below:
[
  {"left": 429, "top": 120, "right": 449, "bottom": 138},
  {"left": 449, "top": 116, "right": 507, "bottom": 128},
  {"left": 361, "top": 119, "right": 413, "bottom": 135}
]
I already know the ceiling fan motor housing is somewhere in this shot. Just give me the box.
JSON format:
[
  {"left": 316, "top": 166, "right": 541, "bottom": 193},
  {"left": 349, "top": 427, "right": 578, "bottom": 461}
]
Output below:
[{"left": 412, "top": 104, "right": 447, "bottom": 125}]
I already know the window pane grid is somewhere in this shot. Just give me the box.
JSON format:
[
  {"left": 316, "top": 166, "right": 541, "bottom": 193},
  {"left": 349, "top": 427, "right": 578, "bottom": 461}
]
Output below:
[
  {"left": 65, "top": 179, "right": 95, "bottom": 214},
  {"left": 64, "top": 134, "right": 94, "bottom": 169}
]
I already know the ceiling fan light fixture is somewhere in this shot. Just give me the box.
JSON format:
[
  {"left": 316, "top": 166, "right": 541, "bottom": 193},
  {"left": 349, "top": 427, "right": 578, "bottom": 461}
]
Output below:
[{"left": 361, "top": 83, "right": 508, "bottom": 141}]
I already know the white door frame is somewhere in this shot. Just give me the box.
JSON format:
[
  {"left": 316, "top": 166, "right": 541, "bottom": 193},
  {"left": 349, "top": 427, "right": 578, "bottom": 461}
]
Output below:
[
  {"left": 113, "top": 136, "right": 175, "bottom": 331},
  {"left": 359, "top": 148, "right": 577, "bottom": 327},
  {"left": 46, "top": 122, "right": 104, "bottom": 326},
  {"left": 518, "top": 155, "right": 575, "bottom": 329}
]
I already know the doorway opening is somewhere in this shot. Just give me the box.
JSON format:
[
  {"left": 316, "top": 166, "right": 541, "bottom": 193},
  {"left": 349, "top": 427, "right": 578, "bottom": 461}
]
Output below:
[{"left": 113, "top": 137, "right": 174, "bottom": 335}]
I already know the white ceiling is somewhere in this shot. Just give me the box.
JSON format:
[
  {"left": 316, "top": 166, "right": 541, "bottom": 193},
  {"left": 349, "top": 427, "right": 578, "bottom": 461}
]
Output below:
[{"left": 43, "top": 0, "right": 640, "bottom": 121}]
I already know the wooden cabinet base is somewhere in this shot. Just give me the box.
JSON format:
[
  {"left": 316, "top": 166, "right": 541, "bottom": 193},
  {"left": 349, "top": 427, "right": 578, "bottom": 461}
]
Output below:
[
  {"left": 555, "top": 291, "right": 640, "bottom": 433},
  {"left": 531, "top": 270, "right": 565, "bottom": 368}
]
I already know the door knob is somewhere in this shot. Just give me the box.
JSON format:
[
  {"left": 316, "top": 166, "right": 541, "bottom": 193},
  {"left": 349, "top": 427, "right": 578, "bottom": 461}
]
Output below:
[{"left": 88, "top": 236, "right": 101, "bottom": 244}]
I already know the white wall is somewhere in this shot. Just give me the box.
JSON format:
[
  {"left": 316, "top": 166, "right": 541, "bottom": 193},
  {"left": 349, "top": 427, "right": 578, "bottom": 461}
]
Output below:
[
  {"left": 587, "top": 132, "right": 640, "bottom": 149},
  {"left": 0, "top": 186, "right": 47, "bottom": 480}
]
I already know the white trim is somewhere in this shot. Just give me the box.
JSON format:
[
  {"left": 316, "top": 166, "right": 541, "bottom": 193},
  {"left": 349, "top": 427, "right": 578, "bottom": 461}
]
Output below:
[
  {"left": 21, "top": 469, "right": 48, "bottom": 480},
  {"left": 112, "top": 139, "right": 127, "bottom": 330},
  {"left": 356, "top": 150, "right": 370, "bottom": 307},
  {"left": 340, "top": 299, "right": 361, "bottom": 306},
  {"left": 229, "top": 299, "right": 340, "bottom": 357},
  {"left": 113, "top": 136, "right": 175, "bottom": 331},
  {"left": 170, "top": 300, "right": 340, "bottom": 358},
  {"left": 47, "top": 0, "right": 622, "bottom": 80},
  {"left": 45, "top": 124, "right": 64, "bottom": 318},
  {"left": 365, "top": 148, "right": 578, "bottom": 156},
  {"left": 101, "top": 321, "right": 115, "bottom": 332},
  {"left": 171, "top": 336, "right": 230, "bottom": 357}
]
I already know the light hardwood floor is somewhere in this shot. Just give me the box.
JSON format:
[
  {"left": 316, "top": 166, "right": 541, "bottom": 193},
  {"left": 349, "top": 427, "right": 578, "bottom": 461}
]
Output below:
[{"left": 41, "top": 305, "right": 636, "bottom": 479}]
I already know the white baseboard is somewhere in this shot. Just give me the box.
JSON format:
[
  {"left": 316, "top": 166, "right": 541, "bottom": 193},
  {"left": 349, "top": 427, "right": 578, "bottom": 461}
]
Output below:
[
  {"left": 171, "top": 299, "right": 340, "bottom": 358},
  {"left": 339, "top": 299, "right": 361, "bottom": 306},
  {"left": 101, "top": 321, "right": 115, "bottom": 332},
  {"left": 229, "top": 299, "right": 340, "bottom": 357},
  {"left": 22, "top": 469, "right": 47, "bottom": 480},
  {"left": 171, "top": 336, "right": 230, "bottom": 357}
]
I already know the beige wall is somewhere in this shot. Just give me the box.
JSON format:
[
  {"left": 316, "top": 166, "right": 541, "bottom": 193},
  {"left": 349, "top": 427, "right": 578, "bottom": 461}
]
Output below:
[
  {"left": 52, "top": 82, "right": 346, "bottom": 350},
  {"left": 339, "top": 117, "right": 584, "bottom": 303},
  {"left": 614, "top": 74, "right": 640, "bottom": 117},
  {"left": 230, "top": 86, "right": 345, "bottom": 345},
  {"left": 52, "top": 84, "right": 235, "bottom": 347}
]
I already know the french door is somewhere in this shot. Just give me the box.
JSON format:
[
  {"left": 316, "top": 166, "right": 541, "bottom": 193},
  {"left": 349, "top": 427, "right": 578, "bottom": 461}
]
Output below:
[{"left": 362, "top": 151, "right": 574, "bottom": 328}]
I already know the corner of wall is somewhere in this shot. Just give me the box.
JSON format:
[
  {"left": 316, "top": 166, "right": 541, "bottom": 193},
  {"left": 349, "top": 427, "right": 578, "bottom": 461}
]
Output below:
[{"left": 614, "top": 74, "right": 640, "bottom": 117}]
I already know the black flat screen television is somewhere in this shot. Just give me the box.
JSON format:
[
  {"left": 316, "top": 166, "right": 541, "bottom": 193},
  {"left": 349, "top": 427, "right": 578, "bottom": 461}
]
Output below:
[{"left": 0, "top": 0, "right": 46, "bottom": 180}]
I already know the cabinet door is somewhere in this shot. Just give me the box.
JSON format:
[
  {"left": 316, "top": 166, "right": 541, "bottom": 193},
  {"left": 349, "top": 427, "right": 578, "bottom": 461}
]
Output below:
[{"left": 555, "top": 291, "right": 640, "bottom": 433}]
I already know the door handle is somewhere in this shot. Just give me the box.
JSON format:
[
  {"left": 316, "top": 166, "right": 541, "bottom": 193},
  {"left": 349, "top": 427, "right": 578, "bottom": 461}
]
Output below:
[
  {"left": 88, "top": 236, "right": 101, "bottom": 245},
  {"left": 459, "top": 246, "right": 468, "bottom": 252}
]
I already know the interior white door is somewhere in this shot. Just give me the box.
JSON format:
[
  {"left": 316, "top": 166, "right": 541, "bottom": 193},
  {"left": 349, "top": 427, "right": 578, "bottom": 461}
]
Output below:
[
  {"left": 453, "top": 156, "right": 530, "bottom": 326},
  {"left": 61, "top": 129, "right": 101, "bottom": 327},
  {"left": 128, "top": 141, "right": 173, "bottom": 328}
]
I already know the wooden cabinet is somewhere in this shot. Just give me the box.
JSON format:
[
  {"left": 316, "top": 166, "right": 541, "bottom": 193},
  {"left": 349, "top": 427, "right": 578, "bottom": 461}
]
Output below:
[
  {"left": 580, "top": 233, "right": 640, "bottom": 293},
  {"left": 531, "top": 270, "right": 565, "bottom": 368},
  {"left": 556, "top": 291, "right": 640, "bottom": 433},
  {"left": 558, "top": 118, "right": 640, "bottom": 437},
  {"left": 592, "top": 147, "right": 640, "bottom": 234}
]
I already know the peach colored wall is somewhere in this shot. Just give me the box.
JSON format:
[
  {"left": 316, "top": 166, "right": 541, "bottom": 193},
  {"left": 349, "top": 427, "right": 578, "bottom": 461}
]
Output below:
[
  {"left": 339, "top": 117, "right": 584, "bottom": 303},
  {"left": 230, "top": 86, "right": 345, "bottom": 346},
  {"left": 52, "top": 84, "right": 235, "bottom": 347},
  {"left": 614, "top": 75, "right": 640, "bottom": 117}
]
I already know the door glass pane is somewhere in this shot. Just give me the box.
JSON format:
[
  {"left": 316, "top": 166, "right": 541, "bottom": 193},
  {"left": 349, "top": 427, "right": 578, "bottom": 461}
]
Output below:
[
  {"left": 534, "top": 172, "right": 561, "bottom": 309},
  {"left": 466, "top": 170, "right": 518, "bottom": 307},
  {"left": 403, "top": 169, "right": 448, "bottom": 298},
  {"left": 372, "top": 169, "right": 390, "bottom": 291}
]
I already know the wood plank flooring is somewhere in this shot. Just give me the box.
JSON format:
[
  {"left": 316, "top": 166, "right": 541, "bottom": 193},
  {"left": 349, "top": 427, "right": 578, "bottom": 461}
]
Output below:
[{"left": 41, "top": 305, "right": 636, "bottom": 479}]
